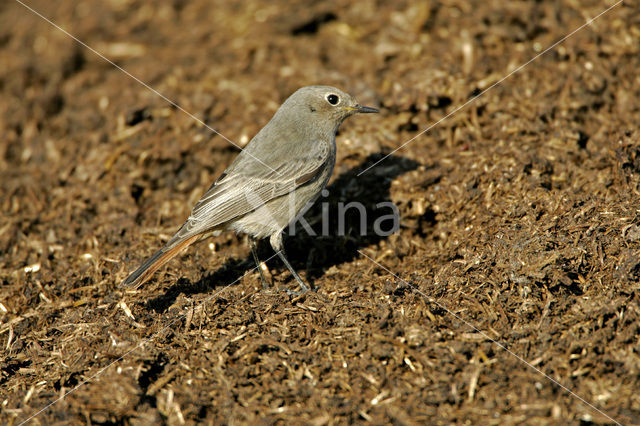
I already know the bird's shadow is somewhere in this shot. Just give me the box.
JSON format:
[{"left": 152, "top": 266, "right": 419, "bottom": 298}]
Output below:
[{"left": 146, "top": 153, "right": 421, "bottom": 312}]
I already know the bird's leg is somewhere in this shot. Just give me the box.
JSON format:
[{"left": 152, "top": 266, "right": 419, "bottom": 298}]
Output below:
[
  {"left": 276, "top": 251, "right": 310, "bottom": 295},
  {"left": 269, "top": 232, "right": 310, "bottom": 295},
  {"left": 249, "top": 237, "right": 269, "bottom": 290}
]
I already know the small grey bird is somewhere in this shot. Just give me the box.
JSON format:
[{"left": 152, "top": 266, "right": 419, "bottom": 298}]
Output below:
[{"left": 121, "top": 85, "right": 378, "bottom": 293}]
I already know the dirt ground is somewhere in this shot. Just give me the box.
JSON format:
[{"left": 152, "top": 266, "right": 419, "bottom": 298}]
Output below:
[{"left": 1, "top": 0, "right": 640, "bottom": 424}]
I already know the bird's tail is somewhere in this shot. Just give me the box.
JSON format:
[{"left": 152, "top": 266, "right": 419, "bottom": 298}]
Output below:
[{"left": 120, "top": 235, "right": 199, "bottom": 289}]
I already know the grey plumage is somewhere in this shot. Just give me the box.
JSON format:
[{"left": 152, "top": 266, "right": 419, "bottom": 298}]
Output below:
[{"left": 121, "top": 85, "right": 378, "bottom": 292}]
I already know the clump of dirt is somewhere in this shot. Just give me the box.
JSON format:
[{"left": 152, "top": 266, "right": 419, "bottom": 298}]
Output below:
[{"left": 1, "top": 0, "right": 639, "bottom": 424}]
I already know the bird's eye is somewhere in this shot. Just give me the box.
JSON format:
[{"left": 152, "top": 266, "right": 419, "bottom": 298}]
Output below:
[{"left": 326, "top": 94, "right": 339, "bottom": 105}]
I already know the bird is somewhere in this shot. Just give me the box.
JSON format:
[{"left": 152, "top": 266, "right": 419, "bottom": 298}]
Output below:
[{"left": 121, "top": 85, "right": 378, "bottom": 293}]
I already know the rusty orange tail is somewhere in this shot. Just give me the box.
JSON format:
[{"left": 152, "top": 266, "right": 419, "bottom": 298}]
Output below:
[{"left": 120, "top": 235, "right": 198, "bottom": 289}]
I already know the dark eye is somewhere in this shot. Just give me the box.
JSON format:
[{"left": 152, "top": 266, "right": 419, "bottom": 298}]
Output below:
[{"left": 326, "top": 94, "right": 339, "bottom": 105}]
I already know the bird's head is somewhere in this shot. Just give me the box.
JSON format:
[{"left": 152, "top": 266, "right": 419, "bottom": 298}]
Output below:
[{"left": 280, "top": 85, "right": 378, "bottom": 134}]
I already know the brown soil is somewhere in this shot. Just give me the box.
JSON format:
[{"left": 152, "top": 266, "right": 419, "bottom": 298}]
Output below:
[{"left": 2, "top": 0, "right": 640, "bottom": 424}]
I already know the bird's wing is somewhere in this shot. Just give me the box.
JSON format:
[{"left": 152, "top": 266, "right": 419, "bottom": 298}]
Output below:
[{"left": 164, "top": 143, "right": 329, "bottom": 248}]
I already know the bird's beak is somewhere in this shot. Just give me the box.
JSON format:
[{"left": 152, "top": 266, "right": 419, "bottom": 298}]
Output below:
[{"left": 347, "top": 105, "right": 379, "bottom": 114}]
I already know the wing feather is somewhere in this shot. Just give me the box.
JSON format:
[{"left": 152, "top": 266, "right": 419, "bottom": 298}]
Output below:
[{"left": 164, "top": 145, "right": 328, "bottom": 248}]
